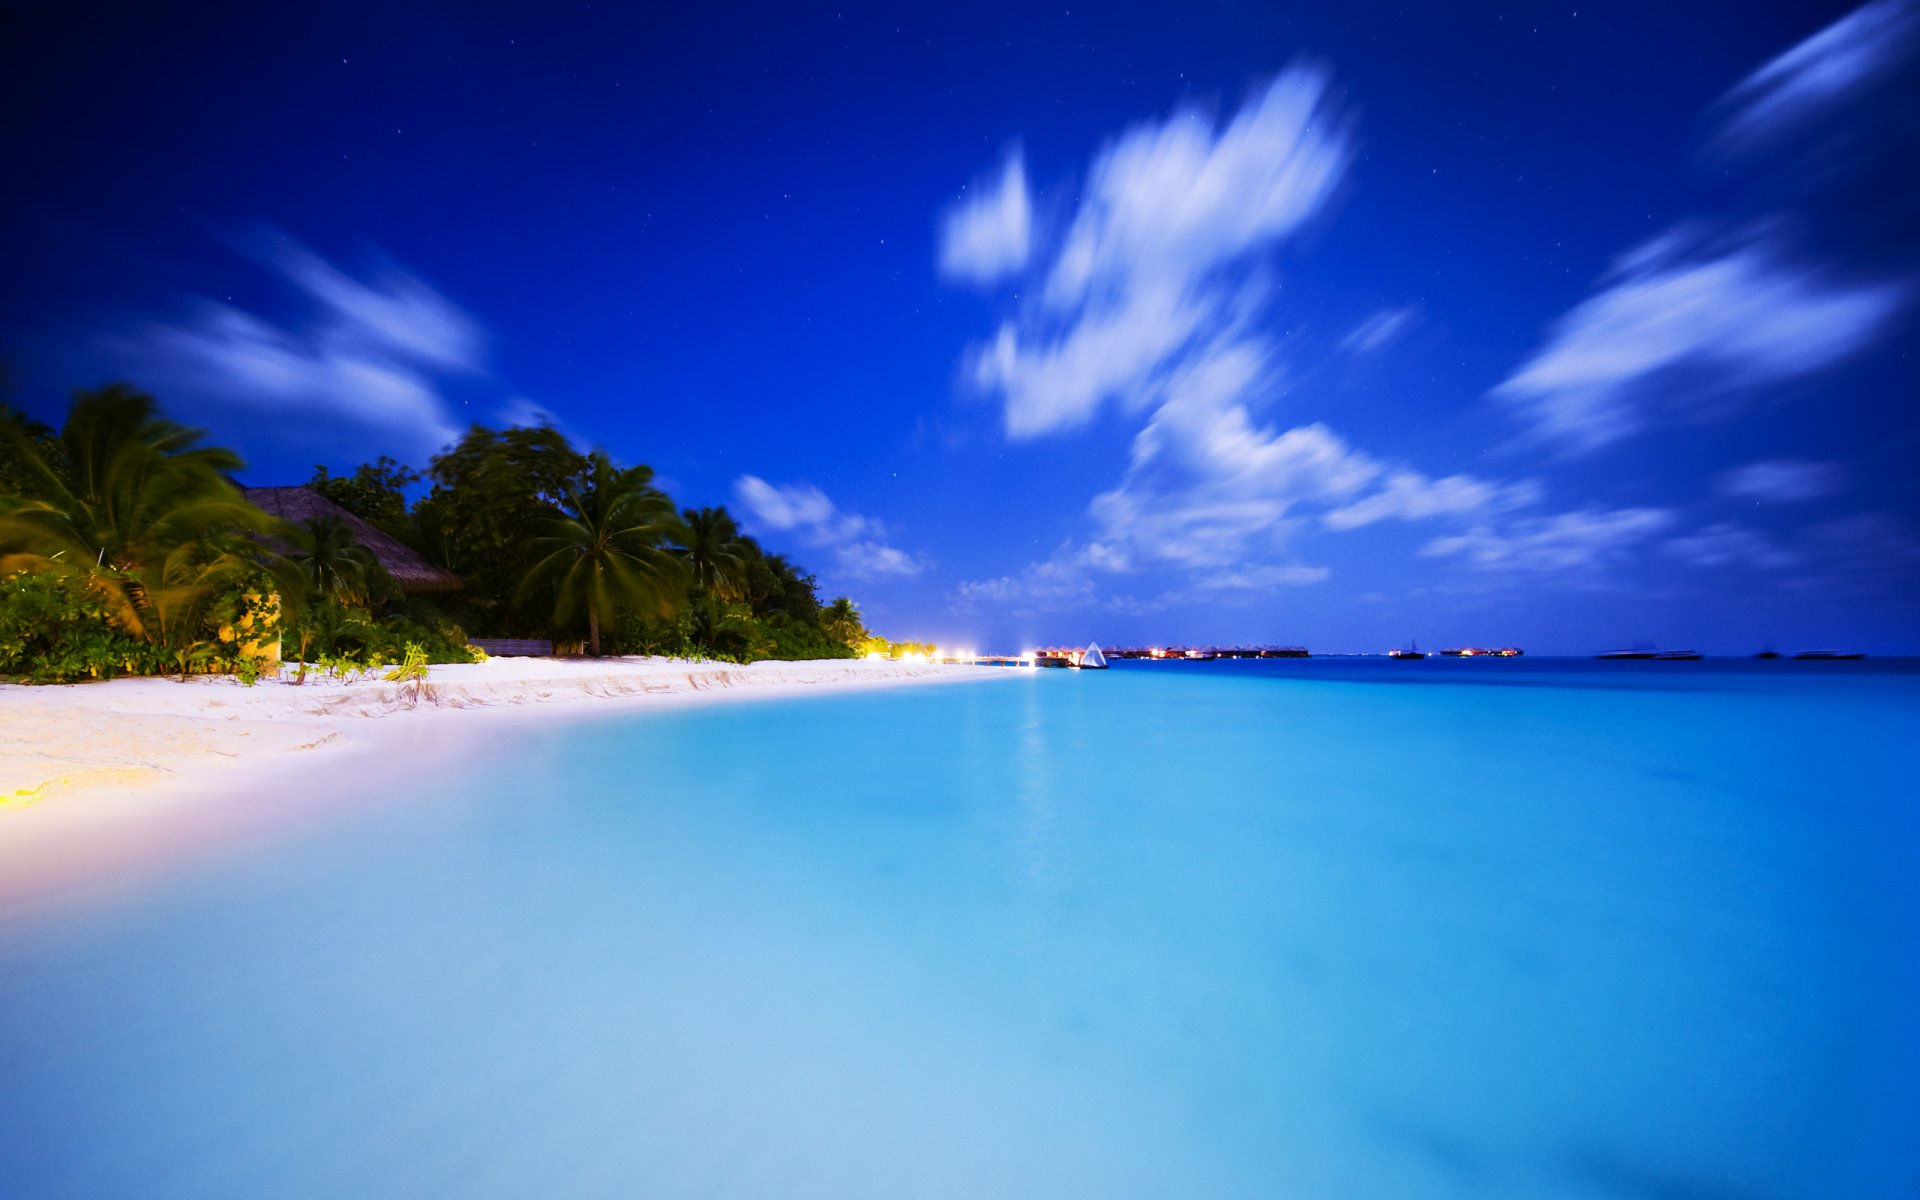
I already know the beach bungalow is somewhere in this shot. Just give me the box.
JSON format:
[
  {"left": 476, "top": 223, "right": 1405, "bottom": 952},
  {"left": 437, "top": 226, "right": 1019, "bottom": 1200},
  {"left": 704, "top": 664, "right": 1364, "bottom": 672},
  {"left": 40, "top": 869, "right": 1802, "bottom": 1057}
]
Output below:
[{"left": 241, "top": 486, "right": 462, "bottom": 594}]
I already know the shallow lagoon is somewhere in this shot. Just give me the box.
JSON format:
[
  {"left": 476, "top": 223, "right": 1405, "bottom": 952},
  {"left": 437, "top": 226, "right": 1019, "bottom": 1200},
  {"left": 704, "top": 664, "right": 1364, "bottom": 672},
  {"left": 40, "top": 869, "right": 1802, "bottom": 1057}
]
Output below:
[{"left": 3, "top": 659, "right": 1916, "bottom": 1198}]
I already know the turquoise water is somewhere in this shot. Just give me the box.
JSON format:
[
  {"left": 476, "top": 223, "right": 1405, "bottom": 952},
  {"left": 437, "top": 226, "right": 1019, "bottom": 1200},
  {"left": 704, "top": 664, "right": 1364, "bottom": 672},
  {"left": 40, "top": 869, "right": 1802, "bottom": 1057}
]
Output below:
[{"left": 2, "top": 660, "right": 1916, "bottom": 1198}]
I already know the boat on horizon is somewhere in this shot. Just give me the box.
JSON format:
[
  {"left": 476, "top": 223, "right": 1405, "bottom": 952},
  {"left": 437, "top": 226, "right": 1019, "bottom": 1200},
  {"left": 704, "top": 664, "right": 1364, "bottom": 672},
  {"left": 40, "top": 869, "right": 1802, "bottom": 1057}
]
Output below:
[
  {"left": 1079, "top": 643, "right": 1110, "bottom": 670},
  {"left": 1388, "top": 641, "right": 1426, "bottom": 660},
  {"left": 1793, "top": 649, "right": 1865, "bottom": 660}
]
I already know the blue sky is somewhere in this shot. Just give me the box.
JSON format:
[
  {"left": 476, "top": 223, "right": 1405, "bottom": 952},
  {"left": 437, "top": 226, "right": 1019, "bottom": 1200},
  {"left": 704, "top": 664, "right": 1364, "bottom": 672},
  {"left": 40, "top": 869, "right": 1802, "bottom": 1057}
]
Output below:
[{"left": 3, "top": 1, "right": 1915, "bottom": 653}]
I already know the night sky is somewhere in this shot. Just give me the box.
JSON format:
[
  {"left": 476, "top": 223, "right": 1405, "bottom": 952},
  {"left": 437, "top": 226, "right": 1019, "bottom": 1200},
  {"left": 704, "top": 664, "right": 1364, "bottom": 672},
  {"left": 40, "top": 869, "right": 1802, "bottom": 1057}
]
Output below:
[{"left": 3, "top": 1, "right": 1915, "bottom": 654}]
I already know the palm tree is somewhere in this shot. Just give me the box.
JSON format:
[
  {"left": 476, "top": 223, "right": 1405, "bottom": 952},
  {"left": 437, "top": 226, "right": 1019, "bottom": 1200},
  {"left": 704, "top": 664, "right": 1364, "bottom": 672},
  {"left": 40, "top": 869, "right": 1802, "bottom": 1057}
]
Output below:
[
  {"left": 0, "top": 384, "right": 273, "bottom": 642},
  {"left": 290, "top": 515, "right": 378, "bottom": 607},
  {"left": 677, "top": 505, "right": 747, "bottom": 601},
  {"left": 518, "top": 450, "right": 684, "bottom": 656},
  {"left": 822, "top": 596, "right": 865, "bottom": 646}
]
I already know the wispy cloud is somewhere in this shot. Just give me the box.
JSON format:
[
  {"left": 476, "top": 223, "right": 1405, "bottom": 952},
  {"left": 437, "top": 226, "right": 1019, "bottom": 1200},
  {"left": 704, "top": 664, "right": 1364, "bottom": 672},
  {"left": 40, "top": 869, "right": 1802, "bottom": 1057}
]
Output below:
[
  {"left": 945, "top": 69, "right": 1533, "bottom": 595},
  {"left": 1492, "top": 223, "right": 1904, "bottom": 454},
  {"left": 732, "top": 475, "right": 925, "bottom": 581},
  {"left": 1089, "top": 352, "right": 1533, "bottom": 570},
  {"left": 938, "top": 151, "right": 1033, "bottom": 286},
  {"left": 1662, "top": 523, "right": 1801, "bottom": 571},
  {"left": 1324, "top": 470, "right": 1539, "bottom": 532},
  {"left": 1662, "top": 510, "right": 1920, "bottom": 591},
  {"left": 1422, "top": 507, "right": 1675, "bottom": 575},
  {"left": 1709, "top": 0, "right": 1919, "bottom": 158},
  {"left": 954, "top": 546, "right": 1102, "bottom": 612},
  {"left": 1719, "top": 458, "right": 1846, "bottom": 503},
  {"left": 964, "top": 67, "right": 1350, "bottom": 441},
  {"left": 119, "top": 231, "right": 484, "bottom": 455},
  {"left": 1339, "top": 306, "right": 1417, "bottom": 354}
]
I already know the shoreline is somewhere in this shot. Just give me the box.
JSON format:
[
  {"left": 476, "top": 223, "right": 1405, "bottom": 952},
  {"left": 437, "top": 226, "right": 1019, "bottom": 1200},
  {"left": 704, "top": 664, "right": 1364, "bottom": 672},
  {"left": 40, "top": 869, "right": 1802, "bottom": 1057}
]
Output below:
[{"left": 0, "top": 657, "right": 998, "bottom": 908}]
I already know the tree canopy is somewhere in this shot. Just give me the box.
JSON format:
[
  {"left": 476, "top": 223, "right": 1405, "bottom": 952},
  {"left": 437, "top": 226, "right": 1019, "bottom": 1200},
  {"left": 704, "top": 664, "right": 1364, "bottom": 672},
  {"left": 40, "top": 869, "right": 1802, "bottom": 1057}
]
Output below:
[{"left": 3, "top": 386, "right": 915, "bottom": 679}]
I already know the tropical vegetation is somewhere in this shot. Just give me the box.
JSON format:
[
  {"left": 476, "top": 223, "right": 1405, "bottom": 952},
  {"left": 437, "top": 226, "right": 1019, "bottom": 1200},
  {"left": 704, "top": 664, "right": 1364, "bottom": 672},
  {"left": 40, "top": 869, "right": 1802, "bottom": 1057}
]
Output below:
[{"left": 1, "top": 383, "right": 898, "bottom": 683}]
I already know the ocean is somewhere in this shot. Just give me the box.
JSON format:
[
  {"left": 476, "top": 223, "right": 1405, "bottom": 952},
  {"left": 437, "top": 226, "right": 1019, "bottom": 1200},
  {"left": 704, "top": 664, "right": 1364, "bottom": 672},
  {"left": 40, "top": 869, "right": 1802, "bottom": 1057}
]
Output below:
[{"left": 2, "top": 658, "right": 1915, "bottom": 1198}]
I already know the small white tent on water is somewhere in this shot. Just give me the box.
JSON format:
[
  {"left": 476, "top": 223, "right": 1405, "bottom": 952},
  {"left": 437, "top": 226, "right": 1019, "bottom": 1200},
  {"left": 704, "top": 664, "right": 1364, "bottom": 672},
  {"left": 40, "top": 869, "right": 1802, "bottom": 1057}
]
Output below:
[{"left": 1080, "top": 643, "right": 1109, "bottom": 669}]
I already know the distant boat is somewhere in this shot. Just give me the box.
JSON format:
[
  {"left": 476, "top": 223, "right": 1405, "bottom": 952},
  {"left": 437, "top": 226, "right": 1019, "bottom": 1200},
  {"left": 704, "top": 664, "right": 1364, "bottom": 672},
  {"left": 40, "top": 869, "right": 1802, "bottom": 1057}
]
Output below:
[
  {"left": 1754, "top": 649, "right": 1782, "bottom": 660},
  {"left": 1596, "top": 649, "right": 1657, "bottom": 660},
  {"left": 1388, "top": 641, "right": 1426, "bottom": 660},
  {"left": 1078, "top": 643, "right": 1110, "bottom": 670},
  {"left": 1652, "top": 650, "right": 1702, "bottom": 661},
  {"left": 1793, "top": 650, "right": 1865, "bottom": 660}
]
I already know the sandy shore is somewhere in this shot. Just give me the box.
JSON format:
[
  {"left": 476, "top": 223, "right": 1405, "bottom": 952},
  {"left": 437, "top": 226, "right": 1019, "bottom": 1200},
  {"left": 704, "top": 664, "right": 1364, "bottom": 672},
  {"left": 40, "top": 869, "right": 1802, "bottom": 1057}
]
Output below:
[
  {"left": 1, "top": 656, "right": 987, "bottom": 808},
  {"left": 0, "top": 656, "right": 998, "bottom": 909}
]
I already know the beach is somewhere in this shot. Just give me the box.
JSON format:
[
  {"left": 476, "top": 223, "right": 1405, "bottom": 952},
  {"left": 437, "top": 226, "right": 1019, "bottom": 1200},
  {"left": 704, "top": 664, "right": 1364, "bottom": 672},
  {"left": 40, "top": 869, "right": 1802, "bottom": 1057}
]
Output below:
[
  {"left": 0, "top": 655, "right": 979, "bottom": 807},
  {"left": 0, "top": 657, "right": 987, "bottom": 896}
]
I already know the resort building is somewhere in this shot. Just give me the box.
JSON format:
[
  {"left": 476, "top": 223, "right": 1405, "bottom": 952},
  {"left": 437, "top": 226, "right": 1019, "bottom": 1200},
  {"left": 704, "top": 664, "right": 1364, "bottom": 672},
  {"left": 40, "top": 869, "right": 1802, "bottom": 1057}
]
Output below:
[{"left": 241, "top": 486, "right": 462, "bottom": 595}]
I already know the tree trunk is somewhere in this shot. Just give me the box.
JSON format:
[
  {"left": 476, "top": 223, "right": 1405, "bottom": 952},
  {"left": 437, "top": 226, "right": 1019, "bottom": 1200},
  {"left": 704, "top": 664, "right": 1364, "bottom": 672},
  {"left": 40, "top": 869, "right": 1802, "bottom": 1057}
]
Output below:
[{"left": 589, "top": 604, "right": 601, "bottom": 657}]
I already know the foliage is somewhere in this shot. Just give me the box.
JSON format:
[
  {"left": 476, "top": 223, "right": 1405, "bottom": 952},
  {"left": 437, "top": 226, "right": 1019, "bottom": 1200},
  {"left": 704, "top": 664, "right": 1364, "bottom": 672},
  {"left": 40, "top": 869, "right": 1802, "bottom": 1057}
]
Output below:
[
  {"left": 287, "top": 595, "right": 475, "bottom": 674},
  {"left": 858, "top": 634, "right": 937, "bottom": 659},
  {"left": 0, "top": 404, "right": 62, "bottom": 506},
  {"left": 307, "top": 456, "right": 418, "bottom": 526},
  {"left": 821, "top": 595, "right": 866, "bottom": 646},
  {"left": 382, "top": 642, "right": 430, "bottom": 683},
  {"left": 2, "top": 387, "right": 928, "bottom": 683},
  {"left": 519, "top": 450, "right": 685, "bottom": 655},
  {"left": 416, "top": 424, "right": 587, "bottom": 633},
  {"left": 288, "top": 514, "right": 389, "bottom": 608},
  {"left": 677, "top": 506, "right": 748, "bottom": 600},
  {"left": 0, "top": 569, "right": 165, "bottom": 683},
  {"left": 0, "top": 384, "right": 286, "bottom": 644}
]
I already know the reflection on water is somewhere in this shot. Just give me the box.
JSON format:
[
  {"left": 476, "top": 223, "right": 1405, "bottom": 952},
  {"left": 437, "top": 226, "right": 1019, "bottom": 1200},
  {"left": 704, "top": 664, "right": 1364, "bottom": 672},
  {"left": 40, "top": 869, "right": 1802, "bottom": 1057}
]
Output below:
[{"left": 2, "top": 661, "right": 1916, "bottom": 1198}]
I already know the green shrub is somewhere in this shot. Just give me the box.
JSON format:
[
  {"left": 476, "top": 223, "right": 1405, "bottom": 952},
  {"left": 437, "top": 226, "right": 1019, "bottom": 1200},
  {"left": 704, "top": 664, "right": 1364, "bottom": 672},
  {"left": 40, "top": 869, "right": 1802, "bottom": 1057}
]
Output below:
[{"left": 0, "top": 570, "right": 167, "bottom": 683}]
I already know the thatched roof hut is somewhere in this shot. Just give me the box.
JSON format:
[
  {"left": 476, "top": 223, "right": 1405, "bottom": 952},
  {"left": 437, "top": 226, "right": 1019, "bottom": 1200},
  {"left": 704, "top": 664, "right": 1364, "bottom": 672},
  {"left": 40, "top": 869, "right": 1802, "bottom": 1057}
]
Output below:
[{"left": 242, "top": 486, "right": 461, "bottom": 594}]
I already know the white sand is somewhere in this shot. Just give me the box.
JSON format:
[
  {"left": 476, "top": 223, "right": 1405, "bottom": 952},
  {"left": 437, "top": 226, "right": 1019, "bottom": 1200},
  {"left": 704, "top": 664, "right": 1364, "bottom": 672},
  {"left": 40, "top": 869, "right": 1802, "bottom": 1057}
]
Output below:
[
  {"left": 0, "top": 656, "right": 1001, "bottom": 908},
  {"left": 1, "top": 656, "right": 985, "bottom": 806}
]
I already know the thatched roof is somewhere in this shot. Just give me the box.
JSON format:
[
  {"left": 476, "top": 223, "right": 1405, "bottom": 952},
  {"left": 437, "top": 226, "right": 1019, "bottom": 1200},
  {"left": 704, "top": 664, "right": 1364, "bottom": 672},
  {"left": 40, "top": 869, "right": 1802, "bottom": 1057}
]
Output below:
[{"left": 242, "top": 486, "right": 462, "bottom": 593}]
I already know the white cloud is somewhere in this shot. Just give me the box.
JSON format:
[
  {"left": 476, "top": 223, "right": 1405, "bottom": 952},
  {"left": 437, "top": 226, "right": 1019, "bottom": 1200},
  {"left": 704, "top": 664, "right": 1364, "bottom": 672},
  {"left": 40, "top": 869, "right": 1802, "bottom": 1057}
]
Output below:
[
  {"left": 972, "top": 281, "right": 1215, "bottom": 437},
  {"left": 960, "top": 68, "right": 1349, "bottom": 442},
  {"left": 1324, "top": 471, "right": 1540, "bottom": 532},
  {"left": 1044, "top": 66, "right": 1349, "bottom": 305},
  {"left": 732, "top": 475, "right": 923, "bottom": 580},
  {"left": 952, "top": 541, "right": 1325, "bottom": 615},
  {"left": 1719, "top": 458, "right": 1846, "bottom": 503},
  {"left": 123, "top": 233, "right": 485, "bottom": 455},
  {"left": 1662, "top": 523, "right": 1801, "bottom": 571},
  {"left": 944, "top": 68, "right": 1534, "bottom": 590},
  {"left": 938, "top": 152, "right": 1033, "bottom": 286},
  {"left": 1089, "top": 351, "right": 1531, "bottom": 567},
  {"left": 263, "top": 239, "right": 484, "bottom": 372},
  {"left": 1198, "top": 564, "right": 1330, "bottom": 590},
  {"left": 1710, "top": 0, "right": 1919, "bottom": 157},
  {"left": 1492, "top": 223, "right": 1904, "bottom": 454},
  {"left": 1339, "top": 306, "right": 1417, "bottom": 354},
  {"left": 954, "top": 549, "right": 1100, "bottom": 612},
  {"left": 1422, "top": 507, "right": 1675, "bottom": 574}
]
